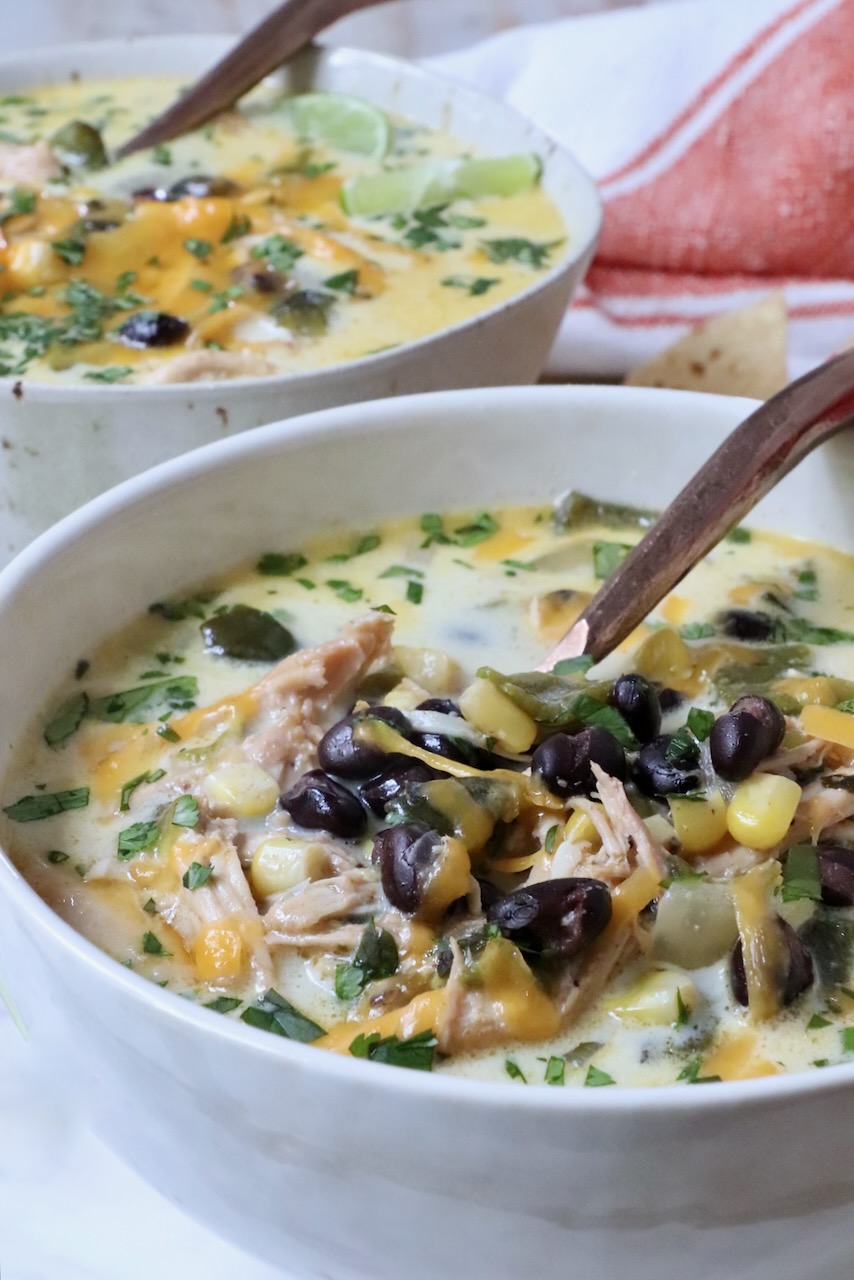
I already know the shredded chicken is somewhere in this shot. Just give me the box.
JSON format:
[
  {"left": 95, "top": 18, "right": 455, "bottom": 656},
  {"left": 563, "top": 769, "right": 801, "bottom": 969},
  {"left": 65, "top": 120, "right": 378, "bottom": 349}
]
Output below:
[
  {"left": 159, "top": 822, "right": 274, "bottom": 994},
  {"left": 554, "top": 929, "right": 639, "bottom": 1024},
  {"left": 141, "top": 350, "right": 276, "bottom": 384},
  {"left": 263, "top": 867, "right": 379, "bottom": 935},
  {"left": 788, "top": 771, "right": 854, "bottom": 844},
  {"left": 759, "top": 735, "right": 828, "bottom": 777},
  {"left": 242, "top": 613, "right": 393, "bottom": 785},
  {"left": 0, "top": 140, "right": 61, "bottom": 186},
  {"left": 266, "top": 924, "right": 365, "bottom": 951}
]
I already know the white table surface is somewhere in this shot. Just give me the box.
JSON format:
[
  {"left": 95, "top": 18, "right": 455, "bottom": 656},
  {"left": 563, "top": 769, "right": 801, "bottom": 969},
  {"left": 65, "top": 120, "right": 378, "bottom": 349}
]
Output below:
[{"left": 0, "top": 1007, "right": 286, "bottom": 1279}]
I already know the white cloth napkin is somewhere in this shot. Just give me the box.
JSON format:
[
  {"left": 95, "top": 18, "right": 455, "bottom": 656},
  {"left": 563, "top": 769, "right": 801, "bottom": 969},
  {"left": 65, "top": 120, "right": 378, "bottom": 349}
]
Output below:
[{"left": 428, "top": 0, "right": 854, "bottom": 379}]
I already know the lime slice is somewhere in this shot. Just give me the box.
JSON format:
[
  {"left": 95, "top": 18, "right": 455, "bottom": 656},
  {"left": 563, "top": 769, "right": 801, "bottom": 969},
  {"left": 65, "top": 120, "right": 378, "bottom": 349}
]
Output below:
[
  {"left": 279, "top": 93, "right": 391, "bottom": 157},
  {"left": 340, "top": 161, "right": 454, "bottom": 217},
  {"left": 453, "top": 153, "right": 542, "bottom": 199},
  {"left": 340, "top": 152, "right": 541, "bottom": 217}
]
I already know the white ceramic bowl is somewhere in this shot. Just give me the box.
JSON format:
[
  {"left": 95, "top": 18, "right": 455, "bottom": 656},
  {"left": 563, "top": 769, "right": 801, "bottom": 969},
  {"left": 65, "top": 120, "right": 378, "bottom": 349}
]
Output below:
[
  {"left": 0, "top": 36, "right": 601, "bottom": 562},
  {"left": 2, "top": 386, "right": 854, "bottom": 1280}
]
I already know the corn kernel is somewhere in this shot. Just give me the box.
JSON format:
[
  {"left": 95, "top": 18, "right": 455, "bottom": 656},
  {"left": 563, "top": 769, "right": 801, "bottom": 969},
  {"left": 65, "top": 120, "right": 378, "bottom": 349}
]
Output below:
[
  {"left": 669, "top": 790, "right": 728, "bottom": 855},
  {"left": 634, "top": 628, "right": 694, "bottom": 686},
  {"left": 459, "top": 678, "right": 537, "bottom": 753},
  {"left": 564, "top": 807, "right": 600, "bottom": 845},
  {"left": 604, "top": 969, "right": 697, "bottom": 1026},
  {"left": 800, "top": 704, "right": 854, "bottom": 750},
  {"left": 726, "top": 774, "right": 802, "bottom": 850},
  {"left": 251, "top": 836, "right": 329, "bottom": 896},
  {"left": 204, "top": 762, "right": 279, "bottom": 817},
  {"left": 394, "top": 646, "right": 459, "bottom": 695},
  {"left": 194, "top": 922, "right": 245, "bottom": 982}
]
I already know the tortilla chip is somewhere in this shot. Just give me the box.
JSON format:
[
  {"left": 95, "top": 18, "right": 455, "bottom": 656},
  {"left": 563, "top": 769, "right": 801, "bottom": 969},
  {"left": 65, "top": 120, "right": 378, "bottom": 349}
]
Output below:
[{"left": 624, "top": 292, "right": 788, "bottom": 399}]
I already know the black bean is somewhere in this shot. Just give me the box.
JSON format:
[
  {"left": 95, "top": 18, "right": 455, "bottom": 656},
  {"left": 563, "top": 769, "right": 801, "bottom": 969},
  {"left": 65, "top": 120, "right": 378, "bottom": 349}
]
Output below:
[
  {"left": 532, "top": 726, "right": 626, "bottom": 798},
  {"left": 318, "top": 706, "right": 410, "bottom": 779},
  {"left": 658, "top": 687, "right": 684, "bottom": 713},
  {"left": 709, "top": 711, "right": 771, "bottom": 782},
  {"left": 729, "top": 695, "right": 785, "bottom": 755},
  {"left": 373, "top": 823, "right": 442, "bottom": 913},
  {"left": 117, "top": 311, "right": 190, "bottom": 349},
  {"left": 816, "top": 845, "right": 854, "bottom": 907},
  {"left": 730, "top": 917, "right": 813, "bottom": 1007},
  {"left": 609, "top": 674, "right": 661, "bottom": 744},
  {"left": 410, "top": 731, "right": 475, "bottom": 765},
  {"left": 718, "top": 609, "right": 776, "bottom": 642},
  {"left": 131, "top": 186, "right": 167, "bottom": 202},
  {"left": 280, "top": 770, "right": 366, "bottom": 839},
  {"left": 360, "top": 760, "right": 442, "bottom": 818},
  {"left": 634, "top": 734, "right": 701, "bottom": 797},
  {"left": 416, "top": 698, "right": 462, "bottom": 716},
  {"left": 167, "top": 174, "right": 240, "bottom": 200},
  {"left": 231, "top": 262, "right": 289, "bottom": 295},
  {"left": 487, "top": 877, "right": 612, "bottom": 962},
  {"left": 201, "top": 605, "right": 295, "bottom": 663}
]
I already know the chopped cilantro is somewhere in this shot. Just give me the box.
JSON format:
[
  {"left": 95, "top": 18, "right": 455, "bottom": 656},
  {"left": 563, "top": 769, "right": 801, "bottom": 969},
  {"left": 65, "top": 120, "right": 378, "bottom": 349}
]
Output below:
[
  {"left": 842, "top": 1027, "right": 854, "bottom": 1054},
  {"left": 335, "top": 920, "right": 399, "bottom": 1001},
  {"left": 675, "top": 988, "right": 691, "bottom": 1027},
  {"left": 480, "top": 237, "right": 562, "bottom": 268},
  {"left": 206, "top": 996, "right": 241, "bottom": 1014},
  {"left": 679, "top": 621, "right": 716, "bottom": 640},
  {"left": 83, "top": 366, "right": 133, "bottom": 383},
  {"left": 190, "top": 278, "right": 213, "bottom": 292},
  {"left": 4, "top": 788, "right": 89, "bottom": 822},
  {"left": 349, "top": 1028, "right": 436, "bottom": 1071},
  {"left": 686, "top": 708, "right": 715, "bottom": 741},
  {"left": 240, "top": 988, "right": 325, "bottom": 1042},
  {"left": 47, "top": 850, "right": 69, "bottom": 864},
  {"left": 256, "top": 551, "right": 308, "bottom": 577},
  {"left": 552, "top": 656, "right": 594, "bottom": 677},
  {"left": 119, "top": 768, "right": 166, "bottom": 812},
  {"left": 726, "top": 526, "right": 752, "bottom": 544},
  {"left": 43, "top": 691, "right": 88, "bottom": 748},
  {"left": 151, "top": 144, "right": 172, "bottom": 165},
  {"left": 406, "top": 579, "right": 423, "bottom": 605},
  {"left": 379, "top": 564, "right": 423, "bottom": 580},
  {"left": 544, "top": 824, "right": 559, "bottom": 854},
  {"left": 441, "top": 274, "right": 500, "bottom": 296},
  {"left": 544, "top": 1056, "right": 565, "bottom": 1085},
  {"left": 0, "top": 186, "right": 36, "bottom": 223},
  {"left": 172, "top": 794, "right": 200, "bottom": 828},
  {"left": 182, "top": 861, "right": 213, "bottom": 891},
  {"left": 808, "top": 1013, "right": 832, "bottom": 1030},
  {"left": 454, "top": 512, "right": 499, "bottom": 546},
  {"left": 52, "top": 236, "right": 86, "bottom": 265},
  {"left": 141, "top": 931, "right": 168, "bottom": 956},
  {"left": 117, "top": 820, "right": 160, "bottom": 860},
  {"left": 324, "top": 269, "right": 359, "bottom": 293},
  {"left": 184, "top": 238, "right": 213, "bottom": 261},
  {"left": 250, "top": 234, "right": 304, "bottom": 273},
  {"left": 584, "top": 1065, "right": 615, "bottom": 1087},
  {"left": 420, "top": 512, "right": 451, "bottom": 547},
  {"left": 221, "top": 213, "right": 252, "bottom": 243},
  {"left": 157, "top": 724, "right": 180, "bottom": 743},
  {"left": 593, "top": 540, "right": 632, "bottom": 580},
  {"left": 143, "top": 898, "right": 158, "bottom": 914},
  {"left": 782, "top": 845, "right": 823, "bottom": 903},
  {"left": 676, "top": 1059, "right": 721, "bottom": 1084},
  {"left": 505, "top": 1059, "right": 527, "bottom": 1083},
  {"left": 327, "top": 579, "right": 363, "bottom": 603},
  {"left": 89, "top": 675, "right": 198, "bottom": 723}
]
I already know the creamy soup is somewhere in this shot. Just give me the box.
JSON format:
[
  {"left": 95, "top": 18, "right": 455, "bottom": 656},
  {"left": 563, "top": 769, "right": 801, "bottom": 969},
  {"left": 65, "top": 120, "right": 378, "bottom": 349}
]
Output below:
[
  {"left": 0, "top": 77, "right": 564, "bottom": 385},
  {"left": 5, "top": 496, "right": 854, "bottom": 1086}
]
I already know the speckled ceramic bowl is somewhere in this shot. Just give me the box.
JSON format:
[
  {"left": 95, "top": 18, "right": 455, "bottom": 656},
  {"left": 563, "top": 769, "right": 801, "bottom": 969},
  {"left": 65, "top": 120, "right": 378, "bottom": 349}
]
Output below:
[
  {"left": 0, "top": 36, "right": 601, "bottom": 562},
  {"left": 1, "top": 385, "right": 854, "bottom": 1280}
]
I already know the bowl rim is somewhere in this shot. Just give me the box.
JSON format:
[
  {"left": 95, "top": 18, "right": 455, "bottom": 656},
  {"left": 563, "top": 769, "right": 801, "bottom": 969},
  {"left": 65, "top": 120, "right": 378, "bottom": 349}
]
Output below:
[
  {"left": 0, "top": 35, "right": 602, "bottom": 401},
  {"left": 3, "top": 381, "right": 851, "bottom": 1113}
]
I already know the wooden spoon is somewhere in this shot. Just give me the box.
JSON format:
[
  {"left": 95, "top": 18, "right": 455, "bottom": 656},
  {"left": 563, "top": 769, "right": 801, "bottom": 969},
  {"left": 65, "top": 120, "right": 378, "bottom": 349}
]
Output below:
[
  {"left": 117, "top": 0, "right": 391, "bottom": 159},
  {"left": 539, "top": 347, "right": 854, "bottom": 671}
]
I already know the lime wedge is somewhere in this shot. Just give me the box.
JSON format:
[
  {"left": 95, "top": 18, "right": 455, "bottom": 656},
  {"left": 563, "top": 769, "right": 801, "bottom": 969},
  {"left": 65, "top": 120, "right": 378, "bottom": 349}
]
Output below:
[
  {"left": 279, "top": 93, "right": 391, "bottom": 157},
  {"left": 453, "top": 153, "right": 542, "bottom": 199},
  {"left": 340, "top": 152, "right": 541, "bottom": 217},
  {"left": 340, "top": 161, "right": 454, "bottom": 217}
]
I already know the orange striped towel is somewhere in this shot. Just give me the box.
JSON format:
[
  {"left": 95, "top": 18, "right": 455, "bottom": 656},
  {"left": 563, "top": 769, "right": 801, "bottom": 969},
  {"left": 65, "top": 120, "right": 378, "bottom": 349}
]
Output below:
[{"left": 430, "top": 0, "right": 854, "bottom": 379}]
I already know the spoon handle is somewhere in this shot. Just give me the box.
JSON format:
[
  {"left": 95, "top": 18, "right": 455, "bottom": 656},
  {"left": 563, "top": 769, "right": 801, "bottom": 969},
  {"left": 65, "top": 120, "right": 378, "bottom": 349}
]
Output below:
[
  {"left": 117, "top": 0, "right": 390, "bottom": 158},
  {"left": 540, "top": 347, "right": 854, "bottom": 671}
]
